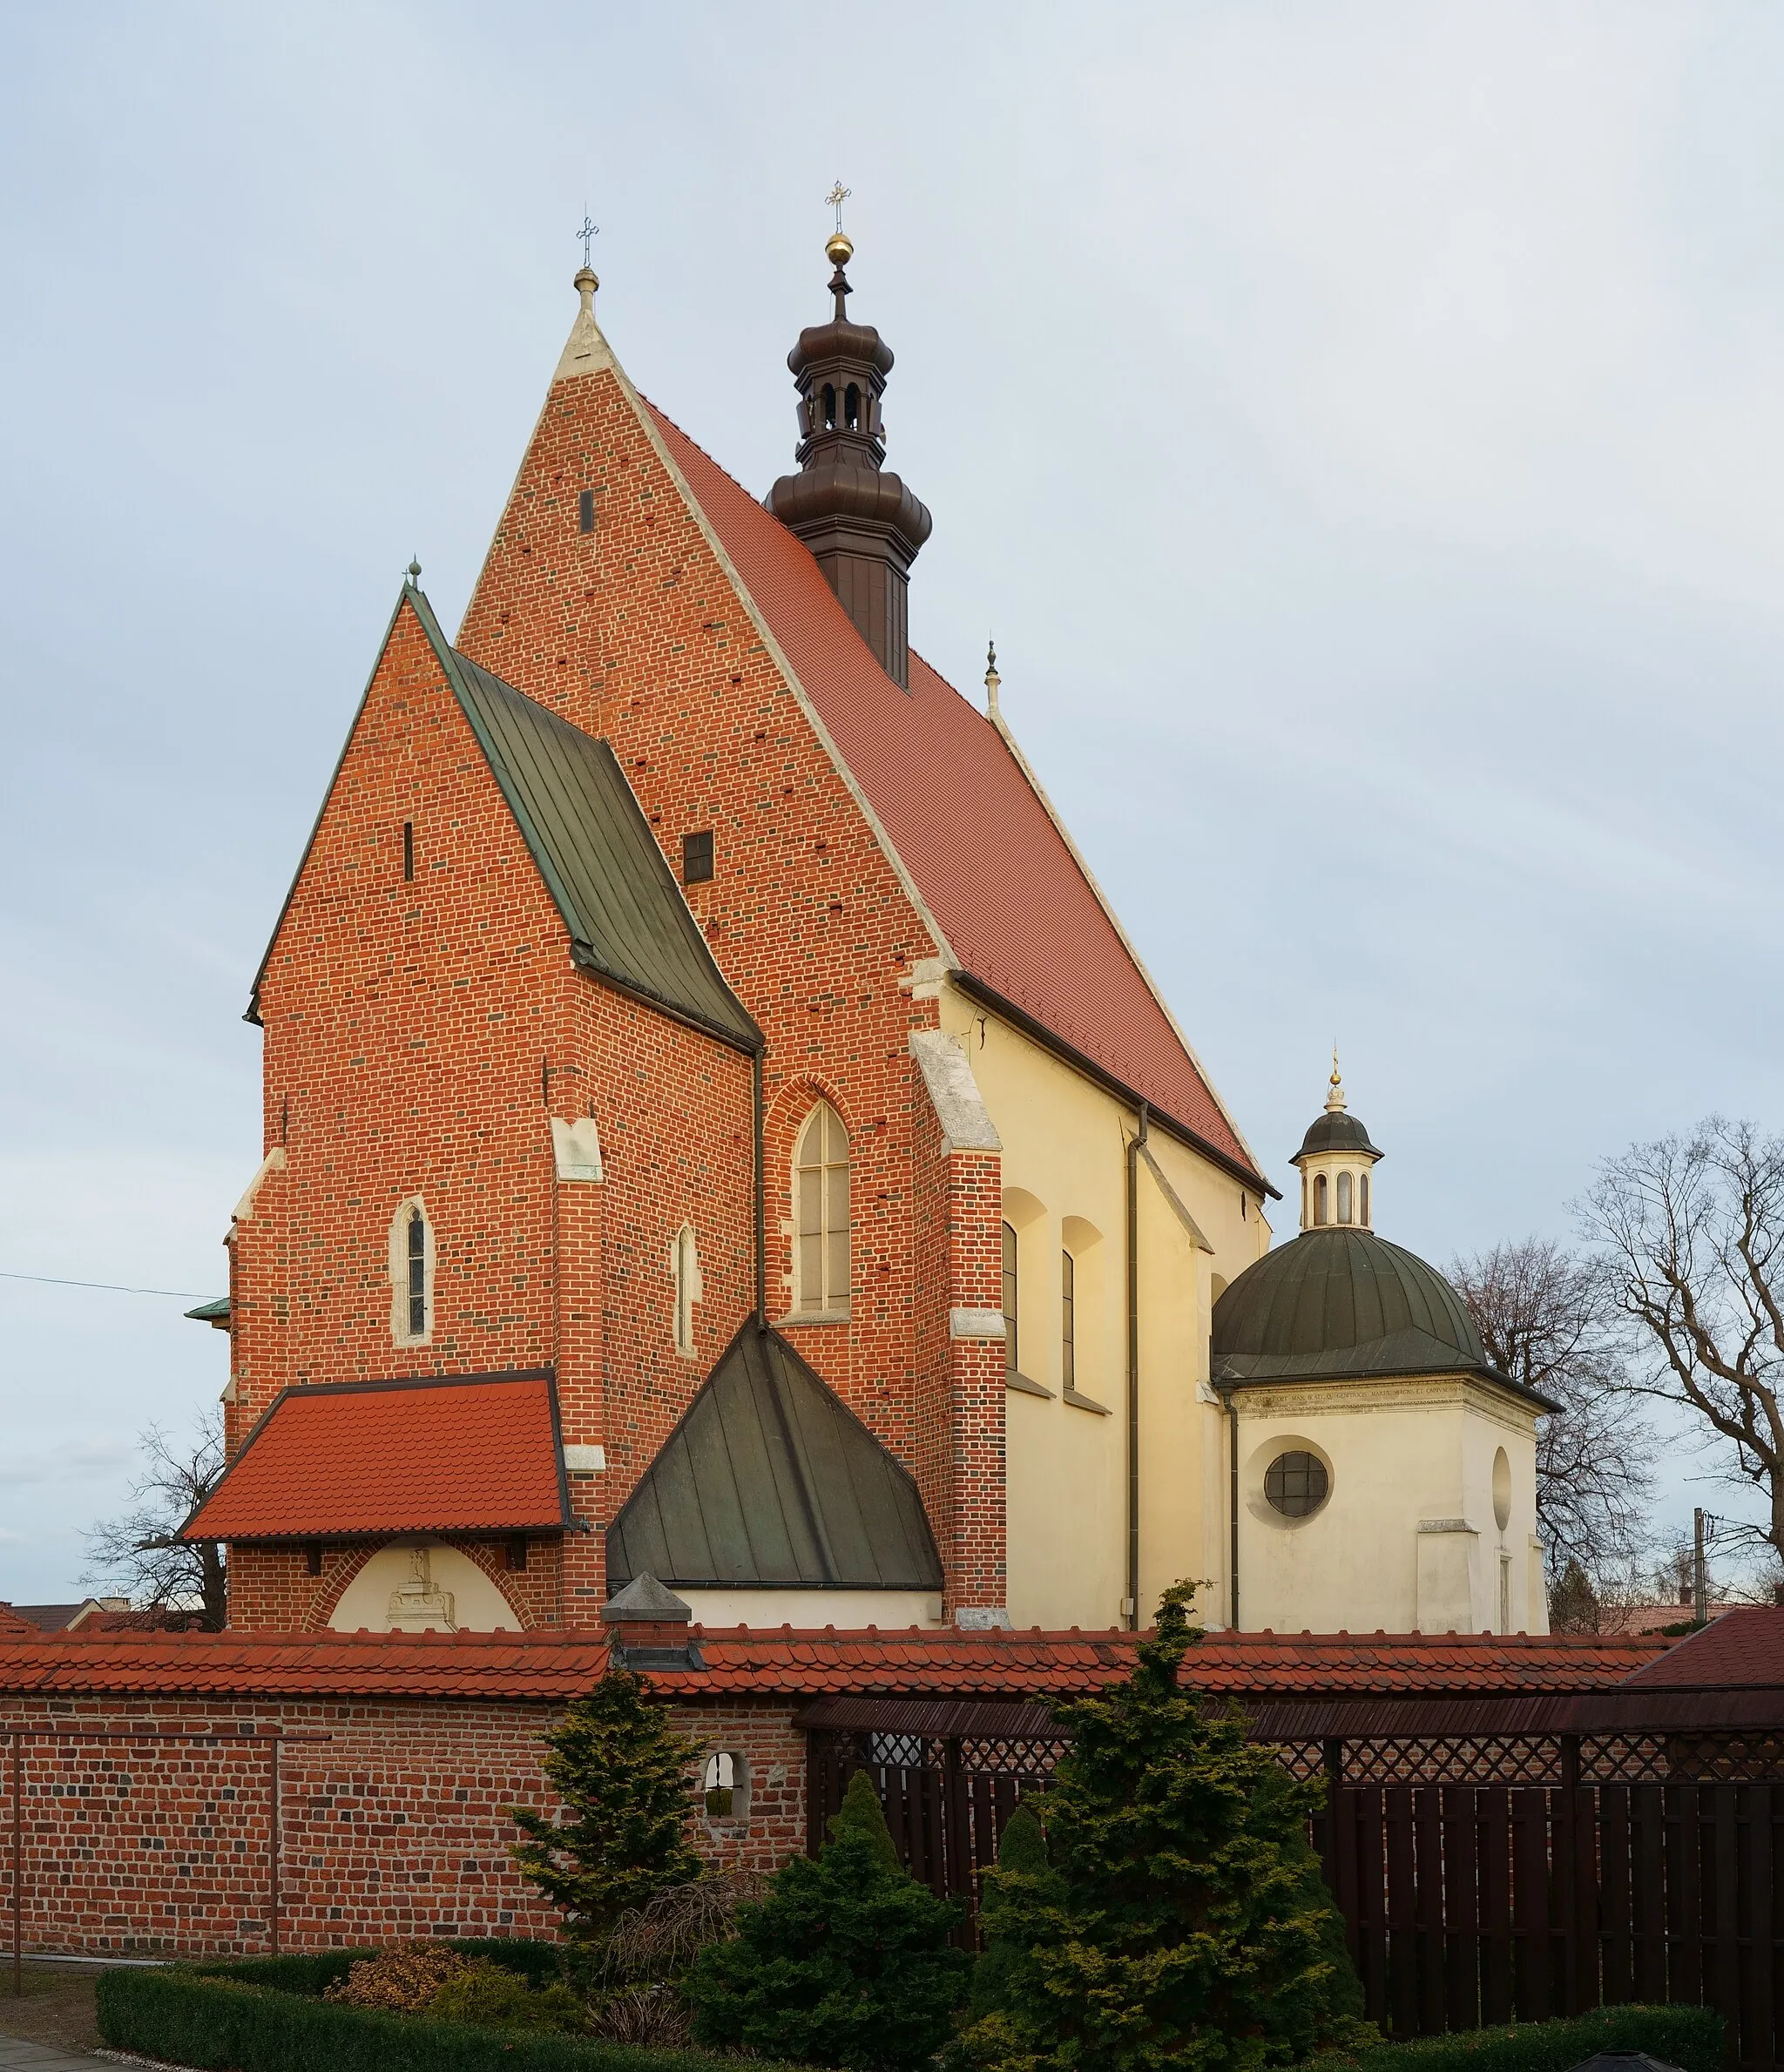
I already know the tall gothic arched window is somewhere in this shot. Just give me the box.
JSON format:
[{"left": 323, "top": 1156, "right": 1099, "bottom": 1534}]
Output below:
[
  {"left": 390, "top": 1196, "right": 434, "bottom": 1346},
  {"left": 672, "top": 1223, "right": 702, "bottom": 1357},
  {"left": 1314, "top": 1173, "right": 1329, "bottom": 1225},
  {"left": 1337, "top": 1171, "right": 1354, "bottom": 1224},
  {"left": 794, "top": 1102, "right": 850, "bottom": 1316}
]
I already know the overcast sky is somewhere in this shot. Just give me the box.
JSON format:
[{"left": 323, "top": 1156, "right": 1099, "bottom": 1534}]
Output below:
[{"left": 3, "top": 4, "right": 1781, "bottom": 1603}]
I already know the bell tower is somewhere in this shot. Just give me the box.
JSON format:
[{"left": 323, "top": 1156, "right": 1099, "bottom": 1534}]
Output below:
[{"left": 767, "top": 220, "right": 932, "bottom": 687}]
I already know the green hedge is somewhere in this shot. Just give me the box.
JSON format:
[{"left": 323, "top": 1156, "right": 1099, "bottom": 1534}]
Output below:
[
  {"left": 1310, "top": 2003, "right": 1724, "bottom": 2072},
  {"left": 93, "top": 1965, "right": 785, "bottom": 2072}
]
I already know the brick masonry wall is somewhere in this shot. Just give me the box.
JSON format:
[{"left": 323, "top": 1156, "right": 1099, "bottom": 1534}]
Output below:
[
  {"left": 233, "top": 598, "right": 755, "bottom": 1629},
  {"left": 453, "top": 348, "right": 1006, "bottom": 1608},
  {"left": 0, "top": 1691, "right": 806, "bottom": 1957}
]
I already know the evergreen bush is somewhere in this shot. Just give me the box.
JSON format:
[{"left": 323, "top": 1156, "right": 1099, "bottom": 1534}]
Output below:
[
  {"left": 957, "top": 1582, "right": 1373, "bottom": 2072},
  {"left": 682, "top": 1767, "right": 970, "bottom": 2070},
  {"left": 1305, "top": 2004, "right": 1722, "bottom": 2072},
  {"left": 510, "top": 1667, "right": 705, "bottom": 1940}
]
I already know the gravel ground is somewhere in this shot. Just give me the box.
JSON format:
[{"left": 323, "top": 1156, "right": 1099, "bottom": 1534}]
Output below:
[{"left": 0, "top": 1968, "right": 103, "bottom": 2055}]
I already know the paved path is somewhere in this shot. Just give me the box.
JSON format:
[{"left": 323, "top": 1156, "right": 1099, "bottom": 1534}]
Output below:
[{"left": 0, "top": 2038, "right": 105, "bottom": 2072}]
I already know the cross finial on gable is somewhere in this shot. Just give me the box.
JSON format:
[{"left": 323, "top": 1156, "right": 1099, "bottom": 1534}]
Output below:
[{"left": 578, "top": 213, "right": 599, "bottom": 269}]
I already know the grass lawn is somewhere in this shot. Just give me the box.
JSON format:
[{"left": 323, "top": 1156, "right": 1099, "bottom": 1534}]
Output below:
[{"left": 0, "top": 1961, "right": 105, "bottom": 2053}]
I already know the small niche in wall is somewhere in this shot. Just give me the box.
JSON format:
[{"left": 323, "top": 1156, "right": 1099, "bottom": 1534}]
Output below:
[{"left": 702, "top": 1750, "right": 748, "bottom": 1820}]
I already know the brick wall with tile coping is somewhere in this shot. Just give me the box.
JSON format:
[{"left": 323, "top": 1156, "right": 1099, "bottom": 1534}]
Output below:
[{"left": 0, "top": 1690, "right": 805, "bottom": 1957}]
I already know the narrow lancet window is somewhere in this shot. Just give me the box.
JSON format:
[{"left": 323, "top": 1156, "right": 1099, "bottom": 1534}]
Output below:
[
  {"left": 1001, "top": 1222, "right": 1019, "bottom": 1375},
  {"left": 1314, "top": 1173, "right": 1328, "bottom": 1225},
  {"left": 1061, "top": 1250, "right": 1077, "bottom": 1388},
  {"left": 391, "top": 1197, "right": 434, "bottom": 1346},
  {"left": 1337, "top": 1171, "right": 1354, "bottom": 1224},
  {"left": 794, "top": 1101, "right": 849, "bottom": 1315}
]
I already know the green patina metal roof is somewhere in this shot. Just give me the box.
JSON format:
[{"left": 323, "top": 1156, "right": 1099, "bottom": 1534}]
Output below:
[
  {"left": 248, "top": 586, "right": 759, "bottom": 1054},
  {"left": 1211, "top": 1227, "right": 1554, "bottom": 1407},
  {"left": 185, "top": 1296, "right": 230, "bottom": 1327},
  {"left": 1294, "top": 1109, "right": 1384, "bottom": 1161},
  {"left": 606, "top": 1326, "right": 944, "bottom": 1593}
]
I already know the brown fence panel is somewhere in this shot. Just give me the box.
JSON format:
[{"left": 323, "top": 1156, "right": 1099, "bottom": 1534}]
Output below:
[{"left": 808, "top": 1722, "right": 1784, "bottom": 2071}]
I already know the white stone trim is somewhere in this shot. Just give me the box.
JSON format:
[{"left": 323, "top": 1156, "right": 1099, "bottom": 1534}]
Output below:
[
  {"left": 955, "top": 1605, "right": 1012, "bottom": 1630},
  {"left": 232, "top": 1147, "right": 286, "bottom": 1223},
  {"left": 909, "top": 1030, "right": 1002, "bottom": 1153},
  {"left": 563, "top": 1444, "right": 607, "bottom": 1473},
  {"left": 950, "top": 1306, "right": 1006, "bottom": 1340},
  {"left": 1417, "top": 1517, "right": 1477, "bottom": 1535},
  {"left": 551, "top": 1116, "right": 605, "bottom": 1181}
]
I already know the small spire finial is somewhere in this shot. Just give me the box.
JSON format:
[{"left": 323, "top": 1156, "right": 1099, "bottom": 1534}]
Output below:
[
  {"left": 984, "top": 638, "right": 1001, "bottom": 712},
  {"left": 406, "top": 558, "right": 422, "bottom": 588},
  {"left": 574, "top": 214, "right": 600, "bottom": 308},
  {"left": 1326, "top": 1045, "right": 1346, "bottom": 1113},
  {"left": 823, "top": 181, "right": 855, "bottom": 309}
]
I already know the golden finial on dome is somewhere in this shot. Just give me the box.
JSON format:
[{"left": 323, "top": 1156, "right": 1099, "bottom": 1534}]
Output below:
[
  {"left": 824, "top": 180, "right": 855, "bottom": 270},
  {"left": 1326, "top": 1046, "right": 1347, "bottom": 1114}
]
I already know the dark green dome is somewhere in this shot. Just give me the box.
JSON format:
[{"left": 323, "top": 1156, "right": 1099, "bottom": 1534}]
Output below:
[
  {"left": 1295, "top": 1109, "right": 1382, "bottom": 1160},
  {"left": 1212, "top": 1228, "right": 1527, "bottom": 1393}
]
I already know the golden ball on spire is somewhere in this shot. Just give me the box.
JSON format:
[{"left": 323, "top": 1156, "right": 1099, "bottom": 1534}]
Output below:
[{"left": 826, "top": 231, "right": 855, "bottom": 268}]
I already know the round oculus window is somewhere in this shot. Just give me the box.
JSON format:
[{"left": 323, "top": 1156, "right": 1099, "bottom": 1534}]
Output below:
[{"left": 1264, "top": 1450, "right": 1329, "bottom": 1518}]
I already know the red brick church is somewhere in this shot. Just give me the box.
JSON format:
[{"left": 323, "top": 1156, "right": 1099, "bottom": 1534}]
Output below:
[{"left": 0, "top": 228, "right": 1639, "bottom": 1957}]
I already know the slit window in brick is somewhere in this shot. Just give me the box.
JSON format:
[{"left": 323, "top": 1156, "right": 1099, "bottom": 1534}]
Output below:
[
  {"left": 682, "top": 830, "right": 714, "bottom": 884},
  {"left": 578, "top": 489, "right": 595, "bottom": 533},
  {"left": 402, "top": 821, "right": 414, "bottom": 881}
]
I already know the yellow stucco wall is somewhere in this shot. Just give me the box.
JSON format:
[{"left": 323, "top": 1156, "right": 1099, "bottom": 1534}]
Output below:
[
  {"left": 1231, "top": 1376, "right": 1545, "bottom": 1635},
  {"left": 936, "top": 985, "right": 1269, "bottom": 1632}
]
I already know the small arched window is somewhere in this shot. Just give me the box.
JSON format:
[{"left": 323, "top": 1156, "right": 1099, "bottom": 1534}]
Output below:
[
  {"left": 1001, "top": 1221, "right": 1019, "bottom": 1375},
  {"left": 672, "top": 1223, "right": 702, "bottom": 1357},
  {"left": 1313, "top": 1173, "right": 1328, "bottom": 1225},
  {"left": 795, "top": 1102, "right": 850, "bottom": 1315},
  {"left": 389, "top": 1197, "right": 434, "bottom": 1346},
  {"left": 1360, "top": 1172, "right": 1370, "bottom": 1226},
  {"left": 1337, "top": 1171, "right": 1354, "bottom": 1224},
  {"left": 821, "top": 382, "right": 837, "bottom": 430},
  {"left": 702, "top": 1750, "right": 747, "bottom": 1819},
  {"left": 844, "top": 382, "right": 861, "bottom": 429}
]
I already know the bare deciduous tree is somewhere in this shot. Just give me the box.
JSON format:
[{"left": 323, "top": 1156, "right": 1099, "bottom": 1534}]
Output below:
[
  {"left": 83, "top": 1412, "right": 226, "bottom": 1629},
  {"left": 1449, "top": 1236, "right": 1656, "bottom": 1580},
  {"left": 1582, "top": 1117, "right": 1784, "bottom": 1569}
]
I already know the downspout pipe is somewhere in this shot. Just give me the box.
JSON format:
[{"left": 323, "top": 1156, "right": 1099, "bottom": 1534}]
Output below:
[
  {"left": 753, "top": 1050, "right": 767, "bottom": 1333},
  {"left": 1221, "top": 1381, "right": 1240, "bottom": 1631},
  {"left": 1126, "top": 1102, "right": 1146, "bottom": 1632}
]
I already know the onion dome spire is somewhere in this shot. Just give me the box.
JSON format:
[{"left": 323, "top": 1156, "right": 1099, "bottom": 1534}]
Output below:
[{"left": 767, "top": 202, "right": 932, "bottom": 688}]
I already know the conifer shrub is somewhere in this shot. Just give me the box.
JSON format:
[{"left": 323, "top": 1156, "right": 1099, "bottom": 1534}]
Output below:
[
  {"left": 425, "top": 1958, "right": 585, "bottom": 2032},
  {"left": 956, "top": 1582, "right": 1375, "bottom": 2072},
  {"left": 510, "top": 1667, "right": 705, "bottom": 1941},
  {"left": 968, "top": 1804, "right": 1062, "bottom": 2024},
  {"left": 682, "top": 1767, "right": 970, "bottom": 2070}
]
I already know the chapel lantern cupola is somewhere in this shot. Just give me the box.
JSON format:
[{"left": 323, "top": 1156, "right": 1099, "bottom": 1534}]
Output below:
[
  {"left": 766, "top": 222, "right": 933, "bottom": 688},
  {"left": 1291, "top": 1055, "right": 1384, "bottom": 1232}
]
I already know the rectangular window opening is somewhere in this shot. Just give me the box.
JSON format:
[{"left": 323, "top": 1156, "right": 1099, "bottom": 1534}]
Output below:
[
  {"left": 402, "top": 820, "right": 415, "bottom": 882},
  {"left": 578, "top": 489, "right": 595, "bottom": 534},
  {"left": 304, "top": 1542, "right": 322, "bottom": 1577},
  {"left": 507, "top": 1534, "right": 530, "bottom": 1573},
  {"left": 1061, "top": 1250, "right": 1076, "bottom": 1389},
  {"left": 682, "top": 830, "right": 714, "bottom": 884}
]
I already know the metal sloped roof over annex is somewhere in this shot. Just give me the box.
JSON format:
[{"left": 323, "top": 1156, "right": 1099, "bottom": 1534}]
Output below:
[
  {"left": 247, "top": 584, "right": 759, "bottom": 1054},
  {"left": 605, "top": 1325, "right": 944, "bottom": 1594}
]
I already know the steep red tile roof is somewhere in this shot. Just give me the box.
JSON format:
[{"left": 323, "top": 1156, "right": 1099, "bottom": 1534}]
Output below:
[
  {"left": 1622, "top": 1605, "right": 1784, "bottom": 1689},
  {"left": 0, "top": 1603, "right": 37, "bottom": 1638},
  {"left": 650, "top": 408, "right": 1265, "bottom": 1190},
  {"left": 184, "top": 1374, "right": 571, "bottom": 1541},
  {"left": 0, "top": 1625, "right": 1663, "bottom": 1704}
]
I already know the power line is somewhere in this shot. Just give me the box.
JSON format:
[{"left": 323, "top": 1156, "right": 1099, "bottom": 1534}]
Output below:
[{"left": 0, "top": 1270, "right": 206, "bottom": 1300}]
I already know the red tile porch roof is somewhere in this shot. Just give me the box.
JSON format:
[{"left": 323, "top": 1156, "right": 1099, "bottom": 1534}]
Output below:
[
  {"left": 182, "top": 1373, "right": 571, "bottom": 1542},
  {"left": 649, "top": 407, "right": 1267, "bottom": 1192},
  {"left": 0, "top": 1626, "right": 1667, "bottom": 1704}
]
